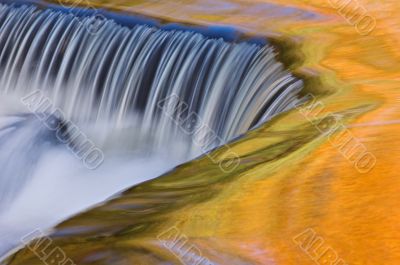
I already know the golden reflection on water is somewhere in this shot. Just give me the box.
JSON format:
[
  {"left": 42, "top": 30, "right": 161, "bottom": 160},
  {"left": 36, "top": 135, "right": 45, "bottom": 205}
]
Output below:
[{"left": 7, "top": 0, "right": 400, "bottom": 264}]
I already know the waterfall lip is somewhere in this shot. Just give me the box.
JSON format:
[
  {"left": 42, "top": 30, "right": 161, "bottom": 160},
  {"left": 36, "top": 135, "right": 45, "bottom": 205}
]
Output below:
[
  {"left": 0, "top": 0, "right": 267, "bottom": 44},
  {"left": 0, "top": 0, "right": 301, "bottom": 153},
  {"left": 0, "top": 1, "right": 305, "bottom": 150}
]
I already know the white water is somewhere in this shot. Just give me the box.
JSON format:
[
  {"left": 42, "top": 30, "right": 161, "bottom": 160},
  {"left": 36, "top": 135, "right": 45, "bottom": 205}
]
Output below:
[
  {"left": 0, "top": 98, "right": 187, "bottom": 257},
  {"left": 0, "top": 148, "right": 184, "bottom": 257},
  {"left": 0, "top": 3, "right": 303, "bottom": 258}
]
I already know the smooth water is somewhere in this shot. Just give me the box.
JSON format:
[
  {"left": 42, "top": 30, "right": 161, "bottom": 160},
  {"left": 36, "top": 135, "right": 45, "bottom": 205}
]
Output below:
[{"left": 0, "top": 3, "right": 302, "bottom": 257}]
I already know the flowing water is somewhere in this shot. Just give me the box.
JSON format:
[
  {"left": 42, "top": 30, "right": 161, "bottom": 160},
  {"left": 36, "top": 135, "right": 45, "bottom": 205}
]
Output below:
[
  {"left": 0, "top": 3, "right": 303, "bottom": 257},
  {"left": 1, "top": 0, "right": 398, "bottom": 264}
]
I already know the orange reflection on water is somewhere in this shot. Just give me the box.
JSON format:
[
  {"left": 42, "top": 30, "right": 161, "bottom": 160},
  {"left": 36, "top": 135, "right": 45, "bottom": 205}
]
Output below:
[{"left": 8, "top": 1, "right": 400, "bottom": 264}]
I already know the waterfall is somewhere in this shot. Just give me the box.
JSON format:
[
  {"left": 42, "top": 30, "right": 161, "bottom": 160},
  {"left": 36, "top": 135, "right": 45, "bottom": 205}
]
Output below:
[
  {"left": 0, "top": 3, "right": 302, "bottom": 148},
  {"left": 0, "top": 3, "right": 302, "bottom": 257}
]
